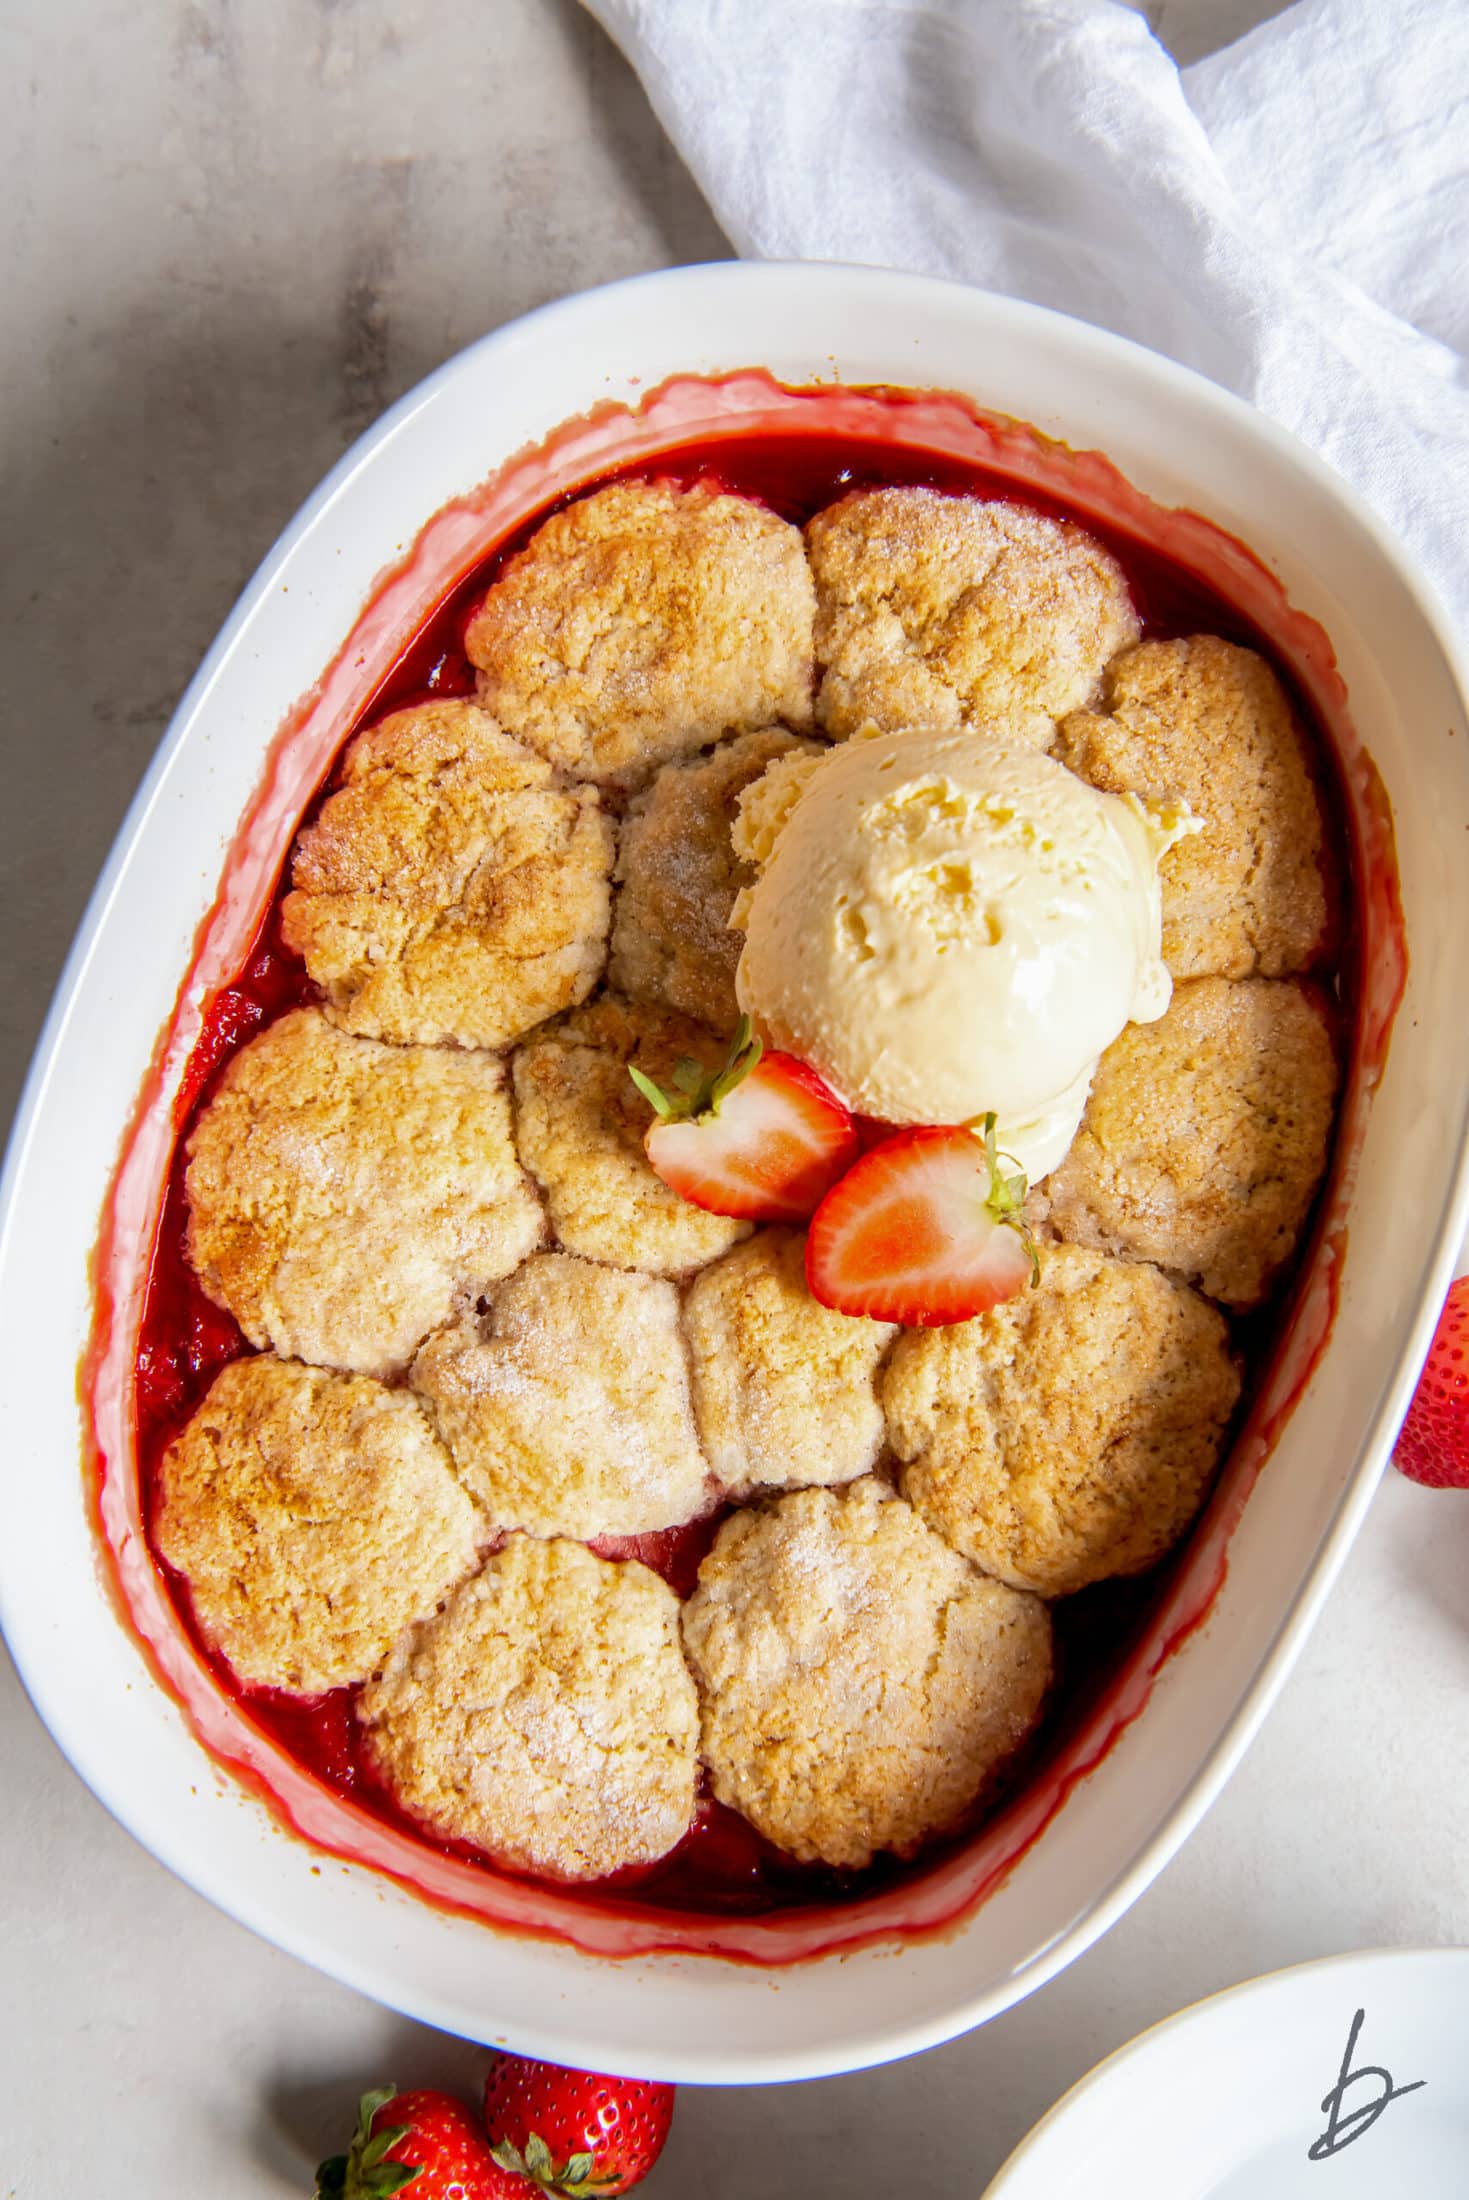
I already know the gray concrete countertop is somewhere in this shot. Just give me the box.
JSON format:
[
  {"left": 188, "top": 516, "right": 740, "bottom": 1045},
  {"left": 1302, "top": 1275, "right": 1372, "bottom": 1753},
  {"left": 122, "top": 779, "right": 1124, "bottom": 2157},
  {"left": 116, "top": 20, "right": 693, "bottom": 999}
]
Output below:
[{"left": 5, "top": 3, "right": 1466, "bottom": 2193}]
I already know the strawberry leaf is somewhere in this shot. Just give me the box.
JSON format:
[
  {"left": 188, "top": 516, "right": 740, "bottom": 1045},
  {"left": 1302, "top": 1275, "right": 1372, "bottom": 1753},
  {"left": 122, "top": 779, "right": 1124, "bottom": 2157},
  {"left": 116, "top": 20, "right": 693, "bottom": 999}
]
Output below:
[
  {"left": 627, "top": 1015, "right": 763, "bottom": 1127},
  {"left": 969, "top": 1112, "right": 1041, "bottom": 1285},
  {"left": 706, "top": 1016, "right": 763, "bottom": 1114},
  {"left": 525, "top": 2132, "right": 557, "bottom": 2180},
  {"left": 627, "top": 1064, "right": 676, "bottom": 1119},
  {"left": 314, "top": 2088, "right": 422, "bottom": 2200},
  {"left": 489, "top": 2130, "right": 624, "bottom": 2200}
]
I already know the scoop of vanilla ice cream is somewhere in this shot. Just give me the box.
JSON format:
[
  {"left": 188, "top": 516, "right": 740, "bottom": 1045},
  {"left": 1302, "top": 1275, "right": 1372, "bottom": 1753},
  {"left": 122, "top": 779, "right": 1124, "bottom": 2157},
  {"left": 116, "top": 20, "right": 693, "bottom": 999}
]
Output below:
[{"left": 734, "top": 728, "right": 1190, "bottom": 1181}]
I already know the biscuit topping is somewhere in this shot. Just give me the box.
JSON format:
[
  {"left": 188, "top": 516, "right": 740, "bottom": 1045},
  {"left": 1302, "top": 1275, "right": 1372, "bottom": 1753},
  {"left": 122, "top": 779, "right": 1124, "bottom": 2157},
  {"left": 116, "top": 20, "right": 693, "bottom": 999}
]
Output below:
[
  {"left": 358, "top": 1537, "right": 699, "bottom": 1881},
  {"left": 136, "top": 443, "right": 1350, "bottom": 1922},
  {"left": 465, "top": 479, "right": 816, "bottom": 787},
  {"left": 282, "top": 700, "right": 614, "bottom": 1050},
  {"left": 411, "top": 1252, "right": 711, "bottom": 1540},
  {"left": 806, "top": 484, "right": 1139, "bottom": 743},
  {"left": 184, "top": 1007, "right": 543, "bottom": 1376},
  {"left": 154, "top": 1356, "right": 482, "bottom": 1695},
  {"left": 683, "top": 1479, "right": 1053, "bottom": 1869}
]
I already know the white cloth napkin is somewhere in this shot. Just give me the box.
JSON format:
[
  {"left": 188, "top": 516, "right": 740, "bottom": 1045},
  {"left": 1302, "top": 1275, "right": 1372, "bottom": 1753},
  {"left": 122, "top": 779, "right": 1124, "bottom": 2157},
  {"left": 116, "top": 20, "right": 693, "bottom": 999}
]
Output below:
[{"left": 582, "top": 0, "right": 1469, "bottom": 638}]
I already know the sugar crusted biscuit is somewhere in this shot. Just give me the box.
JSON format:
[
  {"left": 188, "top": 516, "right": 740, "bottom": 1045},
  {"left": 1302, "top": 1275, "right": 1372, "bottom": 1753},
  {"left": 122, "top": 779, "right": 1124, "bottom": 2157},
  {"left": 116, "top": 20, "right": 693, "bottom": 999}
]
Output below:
[
  {"left": 412, "top": 1252, "right": 711, "bottom": 1539},
  {"left": 465, "top": 480, "right": 816, "bottom": 787},
  {"left": 1045, "top": 976, "right": 1338, "bottom": 1308},
  {"left": 154, "top": 1355, "right": 481, "bottom": 1695},
  {"left": 281, "top": 700, "right": 614, "bottom": 1049},
  {"left": 1055, "top": 636, "right": 1329, "bottom": 979},
  {"left": 610, "top": 727, "right": 817, "bottom": 1030},
  {"left": 186, "top": 1007, "right": 543, "bottom": 1375},
  {"left": 884, "top": 1243, "right": 1240, "bottom": 1598},
  {"left": 683, "top": 1230, "right": 896, "bottom": 1497},
  {"left": 511, "top": 994, "right": 751, "bottom": 1276},
  {"left": 682, "top": 1479, "right": 1052, "bottom": 1868},
  {"left": 806, "top": 486, "right": 1138, "bottom": 745},
  {"left": 358, "top": 1536, "right": 699, "bottom": 1880}
]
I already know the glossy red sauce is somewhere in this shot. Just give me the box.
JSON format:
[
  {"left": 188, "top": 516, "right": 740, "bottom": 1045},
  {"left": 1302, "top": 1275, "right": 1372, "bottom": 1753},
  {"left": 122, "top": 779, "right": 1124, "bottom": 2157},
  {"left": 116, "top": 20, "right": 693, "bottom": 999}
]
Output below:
[{"left": 87, "top": 373, "right": 1406, "bottom": 1963}]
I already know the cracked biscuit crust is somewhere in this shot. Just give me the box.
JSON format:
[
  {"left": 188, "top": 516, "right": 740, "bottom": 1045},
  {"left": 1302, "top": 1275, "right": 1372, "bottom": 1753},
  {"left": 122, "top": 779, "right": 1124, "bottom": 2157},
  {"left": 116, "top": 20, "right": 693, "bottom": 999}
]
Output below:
[
  {"left": 682, "top": 1479, "right": 1052, "bottom": 1868},
  {"left": 464, "top": 481, "right": 816, "bottom": 787},
  {"left": 806, "top": 486, "right": 1139, "bottom": 744},
  {"left": 510, "top": 994, "right": 751, "bottom": 1275},
  {"left": 281, "top": 700, "right": 614, "bottom": 1048},
  {"left": 412, "top": 1252, "right": 711, "bottom": 1539},
  {"left": 153, "top": 1355, "right": 482, "bottom": 1695},
  {"left": 610, "top": 726, "right": 818, "bottom": 1030},
  {"left": 1055, "top": 637, "right": 1329, "bottom": 979},
  {"left": 358, "top": 1536, "right": 699, "bottom": 1880},
  {"left": 185, "top": 1007, "right": 543, "bottom": 1375},
  {"left": 1045, "top": 977, "right": 1339, "bottom": 1308},
  {"left": 683, "top": 1231, "right": 896, "bottom": 1497},
  {"left": 884, "top": 1243, "right": 1240, "bottom": 1598}
]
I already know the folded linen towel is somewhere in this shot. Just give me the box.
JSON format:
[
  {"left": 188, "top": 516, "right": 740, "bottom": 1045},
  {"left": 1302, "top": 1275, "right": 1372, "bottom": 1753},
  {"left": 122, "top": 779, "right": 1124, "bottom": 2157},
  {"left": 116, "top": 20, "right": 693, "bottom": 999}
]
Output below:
[{"left": 583, "top": 0, "right": 1469, "bottom": 637}]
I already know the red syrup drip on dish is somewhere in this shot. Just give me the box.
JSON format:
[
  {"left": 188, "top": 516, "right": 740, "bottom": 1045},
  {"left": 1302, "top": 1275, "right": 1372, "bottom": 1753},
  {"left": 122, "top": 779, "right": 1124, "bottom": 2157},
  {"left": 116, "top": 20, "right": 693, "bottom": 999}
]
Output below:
[{"left": 100, "top": 383, "right": 1401, "bottom": 1959}]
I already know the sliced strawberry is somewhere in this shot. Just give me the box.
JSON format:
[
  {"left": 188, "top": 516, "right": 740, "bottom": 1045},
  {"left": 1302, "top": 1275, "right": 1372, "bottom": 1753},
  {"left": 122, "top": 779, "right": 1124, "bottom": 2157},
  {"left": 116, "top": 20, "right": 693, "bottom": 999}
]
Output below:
[
  {"left": 805, "top": 1116, "right": 1038, "bottom": 1326},
  {"left": 631, "top": 1017, "right": 858, "bottom": 1222},
  {"left": 1395, "top": 1275, "right": 1469, "bottom": 1488}
]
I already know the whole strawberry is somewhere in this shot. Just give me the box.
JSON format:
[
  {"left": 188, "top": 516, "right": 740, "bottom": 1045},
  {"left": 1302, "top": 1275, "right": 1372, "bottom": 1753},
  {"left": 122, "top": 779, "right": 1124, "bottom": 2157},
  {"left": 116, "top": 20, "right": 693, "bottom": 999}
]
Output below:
[
  {"left": 315, "top": 2086, "right": 510, "bottom": 2199},
  {"left": 1395, "top": 1275, "right": 1469, "bottom": 1488},
  {"left": 481, "top": 2053, "right": 675, "bottom": 2196}
]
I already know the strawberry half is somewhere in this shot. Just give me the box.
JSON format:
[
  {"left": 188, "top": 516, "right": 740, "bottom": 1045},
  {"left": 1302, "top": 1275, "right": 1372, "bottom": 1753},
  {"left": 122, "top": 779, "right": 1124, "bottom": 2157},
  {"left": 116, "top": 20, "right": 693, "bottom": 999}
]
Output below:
[
  {"left": 805, "top": 1115, "right": 1039, "bottom": 1326},
  {"left": 1395, "top": 1275, "right": 1469, "bottom": 1488},
  {"left": 630, "top": 1016, "right": 858, "bottom": 1222}
]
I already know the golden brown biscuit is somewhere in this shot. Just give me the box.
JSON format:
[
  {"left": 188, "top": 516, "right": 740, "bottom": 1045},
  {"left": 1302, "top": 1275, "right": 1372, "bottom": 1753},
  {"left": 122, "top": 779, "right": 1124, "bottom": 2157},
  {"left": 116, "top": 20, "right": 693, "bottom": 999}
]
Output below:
[
  {"left": 186, "top": 1007, "right": 543, "bottom": 1375},
  {"left": 884, "top": 1243, "right": 1240, "bottom": 1597},
  {"left": 510, "top": 994, "right": 751, "bottom": 1275},
  {"left": 281, "top": 700, "right": 614, "bottom": 1048},
  {"left": 1055, "top": 636, "right": 1329, "bottom": 978},
  {"left": 465, "top": 481, "right": 816, "bottom": 787},
  {"left": 154, "top": 1355, "right": 481, "bottom": 1695},
  {"left": 358, "top": 1536, "right": 699, "bottom": 1880},
  {"left": 806, "top": 486, "right": 1138, "bottom": 744},
  {"left": 610, "top": 727, "right": 818, "bottom": 1030},
  {"left": 682, "top": 1479, "right": 1052, "bottom": 1868},
  {"left": 411, "top": 1252, "right": 711, "bottom": 1539},
  {"left": 683, "top": 1231, "right": 896, "bottom": 1497},
  {"left": 1046, "top": 977, "right": 1338, "bottom": 1308}
]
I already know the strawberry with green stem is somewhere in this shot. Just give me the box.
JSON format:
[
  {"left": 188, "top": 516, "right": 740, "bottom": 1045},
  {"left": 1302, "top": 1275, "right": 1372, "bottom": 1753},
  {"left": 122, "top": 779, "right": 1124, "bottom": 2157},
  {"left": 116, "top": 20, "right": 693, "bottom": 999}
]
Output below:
[
  {"left": 481, "top": 2054, "right": 675, "bottom": 2197},
  {"left": 315, "top": 2087, "right": 505, "bottom": 2200},
  {"left": 630, "top": 1014, "right": 858, "bottom": 1223},
  {"left": 315, "top": 2057, "right": 675, "bottom": 2200},
  {"left": 805, "top": 1111, "right": 1040, "bottom": 1326}
]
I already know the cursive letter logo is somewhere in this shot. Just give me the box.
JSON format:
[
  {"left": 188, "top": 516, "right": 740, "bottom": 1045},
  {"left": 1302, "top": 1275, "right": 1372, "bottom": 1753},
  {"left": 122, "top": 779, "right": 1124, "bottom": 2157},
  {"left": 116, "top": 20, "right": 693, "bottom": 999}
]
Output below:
[{"left": 1308, "top": 2007, "right": 1425, "bottom": 2161}]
